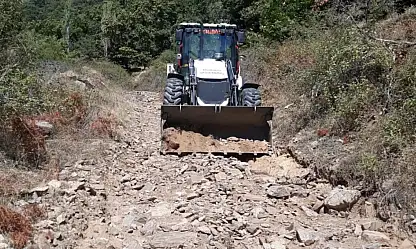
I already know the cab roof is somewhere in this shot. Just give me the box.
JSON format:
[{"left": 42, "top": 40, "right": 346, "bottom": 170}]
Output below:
[{"left": 178, "top": 23, "right": 238, "bottom": 29}]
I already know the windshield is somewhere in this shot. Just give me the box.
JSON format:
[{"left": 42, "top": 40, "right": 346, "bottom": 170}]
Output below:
[{"left": 186, "top": 29, "right": 234, "bottom": 60}]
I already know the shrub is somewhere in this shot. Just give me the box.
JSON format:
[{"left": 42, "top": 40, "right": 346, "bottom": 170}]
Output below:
[
  {"left": 85, "top": 60, "right": 133, "bottom": 89},
  {"left": 19, "top": 30, "right": 67, "bottom": 62},
  {"left": 134, "top": 49, "right": 176, "bottom": 92},
  {"left": 305, "top": 27, "right": 392, "bottom": 134},
  {"left": 384, "top": 49, "right": 416, "bottom": 144},
  {"left": 0, "top": 205, "right": 33, "bottom": 249}
]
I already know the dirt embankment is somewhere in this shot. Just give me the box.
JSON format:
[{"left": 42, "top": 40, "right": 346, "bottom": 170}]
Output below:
[{"left": 162, "top": 127, "right": 270, "bottom": 154}]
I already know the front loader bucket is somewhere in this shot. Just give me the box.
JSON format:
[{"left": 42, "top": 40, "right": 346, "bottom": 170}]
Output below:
[{"left": 160, "top": 105, "right": 274, "bottom": 156}]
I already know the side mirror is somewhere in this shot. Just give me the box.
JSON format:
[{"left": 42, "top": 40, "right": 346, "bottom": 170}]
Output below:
[
  {"left": 237, "top": 31, "right": 246, "bottom": 45},
  {"left": 175, "top": 29, "right": 183, "bottom": 43}
]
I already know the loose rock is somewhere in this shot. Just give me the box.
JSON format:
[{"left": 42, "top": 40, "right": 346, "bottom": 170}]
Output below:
[
  {"left": 361, "top": 230, "right": 390, "bottom": 244},
  {"left": 301, "top": 206, "right": 318, "bottom": 217},
  {"left": 35, "top": 121, "right": 54, "bottom": 134},
  {"left": 30, "top": 186, "right": 49, "bottom": 194},
  {"left": 149, "top": 202, "right": 173, "bottom": 217},
  {"left": 267, "top": 186, "right": 291, "bottom": 199},
  {"left": 148, "top": 232, "right": 197, "bottom": 248},
  {"left": 399, "top": 239, "right": 415, "bottom": 249},
  {"left": 197, "top": 226, "right": 211, "bottom": 235},
  {"left": 48, "top": 180, "right": 62, "bottom": 189},
  {"left": 215, "top": 172, "right": 227, "bottom": 182},
  {"left": 324, "top": 188, "right": 361, "bottom": 211},
  {"left": 296, "top": 228, "right": 319, "bottom": 246}
]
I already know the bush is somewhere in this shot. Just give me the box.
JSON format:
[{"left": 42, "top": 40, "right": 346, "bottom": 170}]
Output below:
[
  {"left": 304, "top": 27, "right": 392, "bottom": 134},
  {"left": 20, "top": 30, "right": 67, "bottom": 62},
  {"left": 384, "top": 49, "right": 416, "bottom": 142},
  {"left": 0, "top": 205, "right": 32, "bottom": 249},
  {"left": 134, "top": 49, "right": 176, "bottom": 92},
  {"left": 0, "top": 68, "right": 63, "bottom": 166},
  {"left": 78, "top": 60, "right": 133, "bottom": 89}
]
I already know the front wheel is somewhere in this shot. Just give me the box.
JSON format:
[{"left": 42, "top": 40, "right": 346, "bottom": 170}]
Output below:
[
  {"left": 163, "top": 78, "right": 184, "bottom": 105},
  {"left": 241, "top": 88, "right": 261, "bottom": 107}
]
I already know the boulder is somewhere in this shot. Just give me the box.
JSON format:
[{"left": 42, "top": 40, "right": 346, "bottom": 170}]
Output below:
[{"left": 324, "top": 188, "right": 361, "bottom": 211}]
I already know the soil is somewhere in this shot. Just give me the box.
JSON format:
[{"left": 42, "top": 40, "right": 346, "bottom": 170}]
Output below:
[
  {"left": 162, "top": 127, "right": 270, "bottom": 154},
  {"left": 1, "top": 90, "right": 415, "bottom": 249}
]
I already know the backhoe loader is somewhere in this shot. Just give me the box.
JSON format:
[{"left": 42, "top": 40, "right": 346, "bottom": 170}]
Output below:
[{"left": 161, "top": 23, "right": 274, "bottom": 156}]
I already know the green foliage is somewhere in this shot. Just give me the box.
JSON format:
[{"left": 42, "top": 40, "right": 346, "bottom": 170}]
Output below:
[
  {"left": 241, "top": 0, "right": 313, "bottom": 41},
  {"left": 304, "top": 27, "right": 391, "bottom": 133},
  {"left": 0, "top": 69, "right": 51, "bottom": 119},
  {"left": 359, "top": 152, "right": 380, "bottom": 177},
  {"left": 85, "top": 60, "right": 133, "bottom": 89},
  {"left": 134, "top": 50, "right": 176, "bottom": 91},
  {"left": 384, "top": 50, "right": 416, "bottom": 145},
  {"left": 0, "top": 0, "right": 23, "bottom": 45},
  {"left": 240, "top": 3, "right": 416, "bottom": 210},
  {"left": 15, "top": 0, "right": 319, "bottom": 68},
  {"left": 20, "top": 31, "right": 67, "bottom": 61},
  {"left": 150, "top": 50, "right": 176, "bottom": 69}
]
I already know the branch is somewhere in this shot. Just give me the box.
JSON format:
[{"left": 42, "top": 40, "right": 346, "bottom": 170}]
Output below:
[
  {"left": 372, "top": 37, "right": 416, "bottom": 46},
  {"left": 345, "top": 13, "right": 416, "bottom": 47},
  {"left": 0, "top": 63, "right": 19, "bottom": 82}
]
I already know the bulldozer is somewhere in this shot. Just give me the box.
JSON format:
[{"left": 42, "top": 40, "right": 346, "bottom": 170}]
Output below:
[{"left": 161, "top": 22, "right": 274, "bottom": 156}]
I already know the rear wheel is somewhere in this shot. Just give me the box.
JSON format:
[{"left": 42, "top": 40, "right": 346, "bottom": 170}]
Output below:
[
  {"left": 241, "top": 88, "right": 261, "bottom": 106},
  {"left": 163, "top": 78, "right": 184, "bottom": 105}
]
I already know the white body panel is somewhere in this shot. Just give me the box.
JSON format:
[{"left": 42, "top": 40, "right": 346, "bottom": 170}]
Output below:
[
  {"left": 194, "top": 59, "right": 228, "bottom": 106},
  {"left": 165, "top": 58, "right": 244, "bottom": 107},
  {"left": 166, "top": 63, "right": 176, "bottom": 75},
  {"left": 197, "top": 97, "right": 229, "bottom": 106},
  {"left": 236, "top": 65, "right": 243, "bottom": 90},
  {"left": 194, "top": 59, "right": 228, "bottom": 80}
]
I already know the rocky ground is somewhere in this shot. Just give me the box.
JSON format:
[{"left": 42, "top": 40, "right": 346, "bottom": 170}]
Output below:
[{"left": 3, "top": 91, "right": 415, "bottom": 249}]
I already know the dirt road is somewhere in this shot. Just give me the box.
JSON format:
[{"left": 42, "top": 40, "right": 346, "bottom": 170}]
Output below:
[{"left": 18, "top": 91, "right": 412, "bottom": 249}]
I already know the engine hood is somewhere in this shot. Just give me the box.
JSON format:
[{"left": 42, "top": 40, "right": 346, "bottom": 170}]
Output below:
[{"left": 194, "top": 59, "right": 227, "bottom": 80}]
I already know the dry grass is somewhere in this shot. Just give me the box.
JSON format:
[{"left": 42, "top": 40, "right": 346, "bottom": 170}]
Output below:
[
  {"left": 22, "top": 204, "right": 47, "bottom": 223},
  {"left": 388, "top": 145, "right": 416, "bottom": 211},
  {"left": 0, "top": 205, "right": 33, "bottom": 249},
  {"left": 82, "top": 88, "right": 126, "bottom": 139},
  {"left": 1, "top": 63, "right": 129, "bottom": 168},
  {"left": 0, "top": 170, "right": 40, "bottom": 199},
  {"left": 133, "top": 49, "right": 175, "bottom": 92},
  {"left": 0, "top": 162, "right": 59, "bottom": 205},
  {"left": 376, "top": 7, "right": 416, "bottom": 41}
]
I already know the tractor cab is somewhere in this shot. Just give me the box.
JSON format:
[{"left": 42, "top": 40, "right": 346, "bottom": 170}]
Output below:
[{"left": 174, "top": 23, "right": 246, "bottom": 78}]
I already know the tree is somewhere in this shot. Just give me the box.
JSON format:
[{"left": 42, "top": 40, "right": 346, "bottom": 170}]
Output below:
[
  {"left": 242, "top": 0, "right": 313, "bottom": 41},
  {"left": 0, "top": 0, "right": 24, "bottom": 47}
]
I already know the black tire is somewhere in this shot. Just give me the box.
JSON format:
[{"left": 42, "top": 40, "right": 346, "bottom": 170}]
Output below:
[
  {"left": 163, "top": 78, "right": 184, "bottom": 105},
  {"left": 241, "top": 88, "right": 261, "bottom": 106}
]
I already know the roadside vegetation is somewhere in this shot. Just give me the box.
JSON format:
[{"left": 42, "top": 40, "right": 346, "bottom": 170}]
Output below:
[{"left": 242, "top": 4, "right": 416, "bottom": 213}]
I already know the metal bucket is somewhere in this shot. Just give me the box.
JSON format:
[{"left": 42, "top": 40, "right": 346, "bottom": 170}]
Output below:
[{"left": 160, "top": 105, "right": 274, "bottom": 156}]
